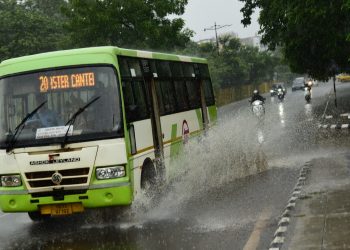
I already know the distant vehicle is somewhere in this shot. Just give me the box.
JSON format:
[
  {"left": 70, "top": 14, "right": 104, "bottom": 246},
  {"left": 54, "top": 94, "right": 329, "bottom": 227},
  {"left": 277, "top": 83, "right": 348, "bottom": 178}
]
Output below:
[
  {"left": 270, "top": 83, "right": 286, "bottom": 96},
  {"left": 292, "top": 77, "right": 305, "bottom": 91},
  {"left": 336, "top": 73, "right": 350, "bottom": 82}
]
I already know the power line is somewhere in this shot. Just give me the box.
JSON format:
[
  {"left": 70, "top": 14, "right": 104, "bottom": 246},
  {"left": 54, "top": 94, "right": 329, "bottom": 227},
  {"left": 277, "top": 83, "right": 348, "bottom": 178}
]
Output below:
[{"left": 204, "top": 22, "right": 232, "bottom": 54}]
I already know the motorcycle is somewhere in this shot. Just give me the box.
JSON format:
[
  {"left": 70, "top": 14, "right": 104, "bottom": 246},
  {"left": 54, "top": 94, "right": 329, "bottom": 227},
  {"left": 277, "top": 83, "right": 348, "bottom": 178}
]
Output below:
[
  {"left": 251, "top": 100, "right": 265, "bottom": 119},
  {"left": 304, "top": 87, "right": 311, "bottom": 103},
  {"left": 277, "top": 88, "right": 285, "bottom": 101}
]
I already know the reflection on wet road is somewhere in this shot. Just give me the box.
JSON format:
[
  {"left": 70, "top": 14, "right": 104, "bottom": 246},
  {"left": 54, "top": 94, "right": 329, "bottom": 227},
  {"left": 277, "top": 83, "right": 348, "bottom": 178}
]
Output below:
[{"left": 0, "top": 82, "right": 347, "bottom": 250}]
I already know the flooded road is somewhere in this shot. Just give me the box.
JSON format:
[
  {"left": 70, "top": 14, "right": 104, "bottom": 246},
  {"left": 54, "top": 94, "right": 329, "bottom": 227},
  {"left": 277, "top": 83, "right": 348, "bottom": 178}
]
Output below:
[{"left": 1, "top": 81, "right": 349, "bottom": 250}]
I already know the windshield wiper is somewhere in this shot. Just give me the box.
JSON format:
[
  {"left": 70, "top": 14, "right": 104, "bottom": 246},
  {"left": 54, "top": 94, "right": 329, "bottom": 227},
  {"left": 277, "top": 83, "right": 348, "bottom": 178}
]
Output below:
[
  {"left": 61, "top": 96, "right": 100, "bottom": 148},
  {"left": 6, "top": 101, "right": 47, "bottom": 153}
]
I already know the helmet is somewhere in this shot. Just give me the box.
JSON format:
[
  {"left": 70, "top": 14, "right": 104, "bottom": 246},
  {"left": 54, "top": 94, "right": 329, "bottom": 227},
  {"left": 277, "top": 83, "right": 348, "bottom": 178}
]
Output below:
[{"left": 253, "top": 89, "right": 259, "bottom": 95}]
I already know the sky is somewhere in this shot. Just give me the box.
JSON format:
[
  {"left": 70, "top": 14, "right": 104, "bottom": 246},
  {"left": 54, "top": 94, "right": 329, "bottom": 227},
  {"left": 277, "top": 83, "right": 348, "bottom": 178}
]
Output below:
[{"left": 181, "top": 0, "right": 260, "bottom": 41}]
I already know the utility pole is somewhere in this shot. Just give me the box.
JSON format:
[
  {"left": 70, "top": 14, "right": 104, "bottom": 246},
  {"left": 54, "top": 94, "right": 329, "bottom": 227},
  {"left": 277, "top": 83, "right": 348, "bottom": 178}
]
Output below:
[
  {"left": 204, "top": 22, "right": 232, "bottom": 54},
  {"left": 330, "top": 60, "right": 339, "bottom": 108}
]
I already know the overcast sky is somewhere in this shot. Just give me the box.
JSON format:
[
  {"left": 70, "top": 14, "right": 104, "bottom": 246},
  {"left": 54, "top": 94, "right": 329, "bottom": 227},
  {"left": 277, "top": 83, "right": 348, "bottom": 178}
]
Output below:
[{"left": 181, "top": 0, "right": 260, "bottom": 41}]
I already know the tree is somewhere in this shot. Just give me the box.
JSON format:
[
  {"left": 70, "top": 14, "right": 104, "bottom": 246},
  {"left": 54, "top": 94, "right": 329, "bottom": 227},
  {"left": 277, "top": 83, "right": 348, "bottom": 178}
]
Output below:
[
  {"left": 62, "top": 0, "right": 193, "bottom": 51},
  {"left": 240, "top": 0, "right": 350, "bottom": 80},
  {"left": 181, "top": 36, "right": 280, "bottom": 89},
  {"left": 0, "top": 0, "right": 68, "bottom": 61}
]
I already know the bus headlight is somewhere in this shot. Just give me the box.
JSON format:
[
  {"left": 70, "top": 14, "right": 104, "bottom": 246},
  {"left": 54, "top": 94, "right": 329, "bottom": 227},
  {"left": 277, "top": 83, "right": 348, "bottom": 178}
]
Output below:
[
  {"left": 1, "top": 175, "right": 22, "bottom": 187},
  {"left": 96, "top": 166, "right": 126, "bottom": 180}
]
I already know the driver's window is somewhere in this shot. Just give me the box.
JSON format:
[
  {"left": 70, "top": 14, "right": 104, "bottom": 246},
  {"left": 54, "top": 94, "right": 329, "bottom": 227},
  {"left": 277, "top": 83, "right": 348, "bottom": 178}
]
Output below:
[{"left": 11, "top": 96, "right": 26, "bottom": 130}]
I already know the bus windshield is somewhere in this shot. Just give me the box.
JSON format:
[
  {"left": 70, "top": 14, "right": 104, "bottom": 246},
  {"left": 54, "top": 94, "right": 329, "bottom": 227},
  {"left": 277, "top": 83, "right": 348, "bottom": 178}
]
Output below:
[{"left": 0, "top": 66, "right": 123, "bottom": 149}]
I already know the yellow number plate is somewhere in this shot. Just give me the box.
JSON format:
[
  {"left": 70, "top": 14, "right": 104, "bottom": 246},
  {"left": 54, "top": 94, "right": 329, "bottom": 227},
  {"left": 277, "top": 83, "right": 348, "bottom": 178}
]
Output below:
[
  {"left": 40, "top": 203, "right": 84, "bottom": 216},
  {"left": 52, "top": 204, "right": 72, "bottom": 215}
]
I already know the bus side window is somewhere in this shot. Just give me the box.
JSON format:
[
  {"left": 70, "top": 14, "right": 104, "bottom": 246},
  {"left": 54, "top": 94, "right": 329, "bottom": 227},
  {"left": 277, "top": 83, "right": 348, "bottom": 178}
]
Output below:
[
  {"left": 119, "top": 58, "right": 131, "bottom": 77},
  {"left": 171, "top": 62, "right": 189, "bottom": 112},
  {"left": 156, "top": 80, "right": 176, "bottom": 115},
  {"left": 203, "top": 80, "right": 215, "bottom": 106},
  {"left": 154, "top": 61, "right": 176, "bottom": 115},
  {"left": 174, "top": 81, "right": 189, "bottom": 111},
  {"left": 185, "top": 80, "right": 201, "bottom": 109},
  {"left": 182, "top": 63, "right": 195, "bottom": 78},
  {"left": 122, "top": 81, "right": 149, "bottom": 122},
  {"left": 155, "top": 81, "right": 165, "bottom": 115},
  {"left": 199, "top": 64, "right": 215, "bottom": 106}
]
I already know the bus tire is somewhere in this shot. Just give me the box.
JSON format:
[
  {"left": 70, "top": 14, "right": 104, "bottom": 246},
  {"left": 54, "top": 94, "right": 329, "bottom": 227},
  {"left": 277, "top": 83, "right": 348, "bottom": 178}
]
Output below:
[
  {"left": 28, "top": 211, "right": 50, "bottom": 222},
  {"left": 141, "top": 158, "right": 157, "bottom": 191}
]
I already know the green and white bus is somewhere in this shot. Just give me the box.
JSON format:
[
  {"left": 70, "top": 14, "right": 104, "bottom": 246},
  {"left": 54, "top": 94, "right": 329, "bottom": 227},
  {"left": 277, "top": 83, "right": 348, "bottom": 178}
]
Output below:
[{"left": 0, "top": 47, "right": 217, "bottom": 220}]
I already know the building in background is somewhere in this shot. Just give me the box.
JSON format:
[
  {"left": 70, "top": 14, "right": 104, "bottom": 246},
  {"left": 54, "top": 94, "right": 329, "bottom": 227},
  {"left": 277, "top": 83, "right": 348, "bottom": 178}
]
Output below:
[
  {"left": 240, "top": 35, "right": 268, "bottom": 51},
  {"left": 197, "top": 31, "right": 267, "bottom": 52}
]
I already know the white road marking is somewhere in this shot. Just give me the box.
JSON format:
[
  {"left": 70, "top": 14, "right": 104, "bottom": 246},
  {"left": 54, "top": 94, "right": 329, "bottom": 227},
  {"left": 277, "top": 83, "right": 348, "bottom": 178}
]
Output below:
[
  {"left": 292, "top": 191, "right": 301, "bottom": 195},
  {"left": 274, "top": 226, "right": 288, "bottom": 236},
  {"left": 272, "top": 236, "right": 284, "bottom": 244},
  {"left": 286, "top": 202, "right": 296, "bottom": 209},
  {"left": 289, "top": 196, "right": 297, "bottom": 202},
  {"left": 278, "top": 217, "right": 290, "bottom": 224},
  {"left": 269, "top": 164, "right": 311, "bottom": 249},
  {"left": 341, "top": 124, "right": 349, "bottom": 129}
]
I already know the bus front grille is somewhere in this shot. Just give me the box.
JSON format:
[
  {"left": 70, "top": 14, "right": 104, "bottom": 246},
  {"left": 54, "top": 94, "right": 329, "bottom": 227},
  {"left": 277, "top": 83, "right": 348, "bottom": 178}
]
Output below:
[{"left": 25, "top": 168, "right": 90, "bottom": 188}]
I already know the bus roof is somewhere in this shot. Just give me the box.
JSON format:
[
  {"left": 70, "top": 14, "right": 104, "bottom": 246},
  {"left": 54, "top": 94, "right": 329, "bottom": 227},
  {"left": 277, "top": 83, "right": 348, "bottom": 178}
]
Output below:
[{"left": 0, "top": 46, "right": 208, "bottom": 77}]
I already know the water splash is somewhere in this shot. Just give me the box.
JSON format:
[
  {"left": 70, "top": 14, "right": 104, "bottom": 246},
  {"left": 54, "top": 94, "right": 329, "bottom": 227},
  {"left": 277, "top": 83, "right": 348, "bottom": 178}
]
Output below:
[
  {"left": 132, "top": 110, "right": 271, "bottom": 221},
  {"left": 131, "top": 94, "right": 331, "bottom": 225}
]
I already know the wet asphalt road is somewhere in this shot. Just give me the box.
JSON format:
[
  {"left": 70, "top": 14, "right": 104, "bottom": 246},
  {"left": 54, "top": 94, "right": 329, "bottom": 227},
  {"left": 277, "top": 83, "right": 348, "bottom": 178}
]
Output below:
[{"left": 0, "top": 81, "right": 348, "bottom": 250}]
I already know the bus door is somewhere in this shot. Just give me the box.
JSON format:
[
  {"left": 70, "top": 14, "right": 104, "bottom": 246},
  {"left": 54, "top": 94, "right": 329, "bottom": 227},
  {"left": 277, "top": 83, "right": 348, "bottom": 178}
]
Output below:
[{"left": 140, "top": 60, "right": 165, "bottom": 175}]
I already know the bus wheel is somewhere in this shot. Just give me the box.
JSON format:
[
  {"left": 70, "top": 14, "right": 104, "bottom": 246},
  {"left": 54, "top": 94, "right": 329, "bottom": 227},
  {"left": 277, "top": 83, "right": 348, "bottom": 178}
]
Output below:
[
  {"left": 28, "top": 211, "right": 50, "bottom": 222},
  {"left": 141, "top": 159, "right": 157, "bottom": 191}
]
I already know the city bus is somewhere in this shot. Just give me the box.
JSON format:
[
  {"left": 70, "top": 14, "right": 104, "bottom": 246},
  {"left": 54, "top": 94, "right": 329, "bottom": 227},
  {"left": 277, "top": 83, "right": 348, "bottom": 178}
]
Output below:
[{"left": 0, "top": 47, "right": 217, "bottom": 220}]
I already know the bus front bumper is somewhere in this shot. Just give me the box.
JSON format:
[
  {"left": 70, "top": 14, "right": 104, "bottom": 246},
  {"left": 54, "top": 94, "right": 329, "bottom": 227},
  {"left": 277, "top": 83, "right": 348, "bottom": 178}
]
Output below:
[{"left": 0, "top": 184, "right": 132, "bottom": 213}]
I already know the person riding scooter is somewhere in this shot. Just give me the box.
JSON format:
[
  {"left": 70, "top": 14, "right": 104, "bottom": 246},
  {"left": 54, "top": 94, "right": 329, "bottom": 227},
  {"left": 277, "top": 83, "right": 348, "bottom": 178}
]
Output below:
[
  {"left": 250, "top": 90, "right": 266, "bottom": 119},
  {"left": 250, "top": 89, "right": 266, "bottom": 103}
]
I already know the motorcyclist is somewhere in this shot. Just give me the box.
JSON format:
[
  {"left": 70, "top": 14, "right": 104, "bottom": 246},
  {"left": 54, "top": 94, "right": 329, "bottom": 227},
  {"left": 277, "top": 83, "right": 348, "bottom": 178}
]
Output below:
[
  {"left": 276, "top": 84, "right": 286, "bottom": 100},
  {"left": 304, "top": 79, "right": 313, "bottom": 91},
  {"left": 277, "top": 84, "right": 285, "bottom": 93},
  {"left": 304, "top": 80, "right": 312, "bottom": 103},
  {"left": 250, "top": 89, "right": 266, "bottom": 103}
]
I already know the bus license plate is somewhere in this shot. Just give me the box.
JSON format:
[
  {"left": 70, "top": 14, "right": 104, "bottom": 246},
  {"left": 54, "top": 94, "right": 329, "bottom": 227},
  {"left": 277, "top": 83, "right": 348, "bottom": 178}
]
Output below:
[{"left": 51, "top": 204, "right": 72, "bottom": 215}]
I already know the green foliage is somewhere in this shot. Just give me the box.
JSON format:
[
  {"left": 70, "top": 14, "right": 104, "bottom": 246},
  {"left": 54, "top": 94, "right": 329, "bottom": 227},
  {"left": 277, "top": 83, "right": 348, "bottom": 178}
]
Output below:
[
  {"left": 62, "top": 0, "right": 192, "bottom": 51},
  {"left": 0, "top": 0, "right": 191, "bottom": 61},
  {"left": 0, "top": 0, "right": 287, "bottom": 92},
  {"left": 180, "top": 36, "right": 283, "bottom": 90},
  {"left": 240, "top": 0, "right": 350, "bottom": 80},
  {"left": 0, "top": 0, "right": 68, "bottom": 61}
]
